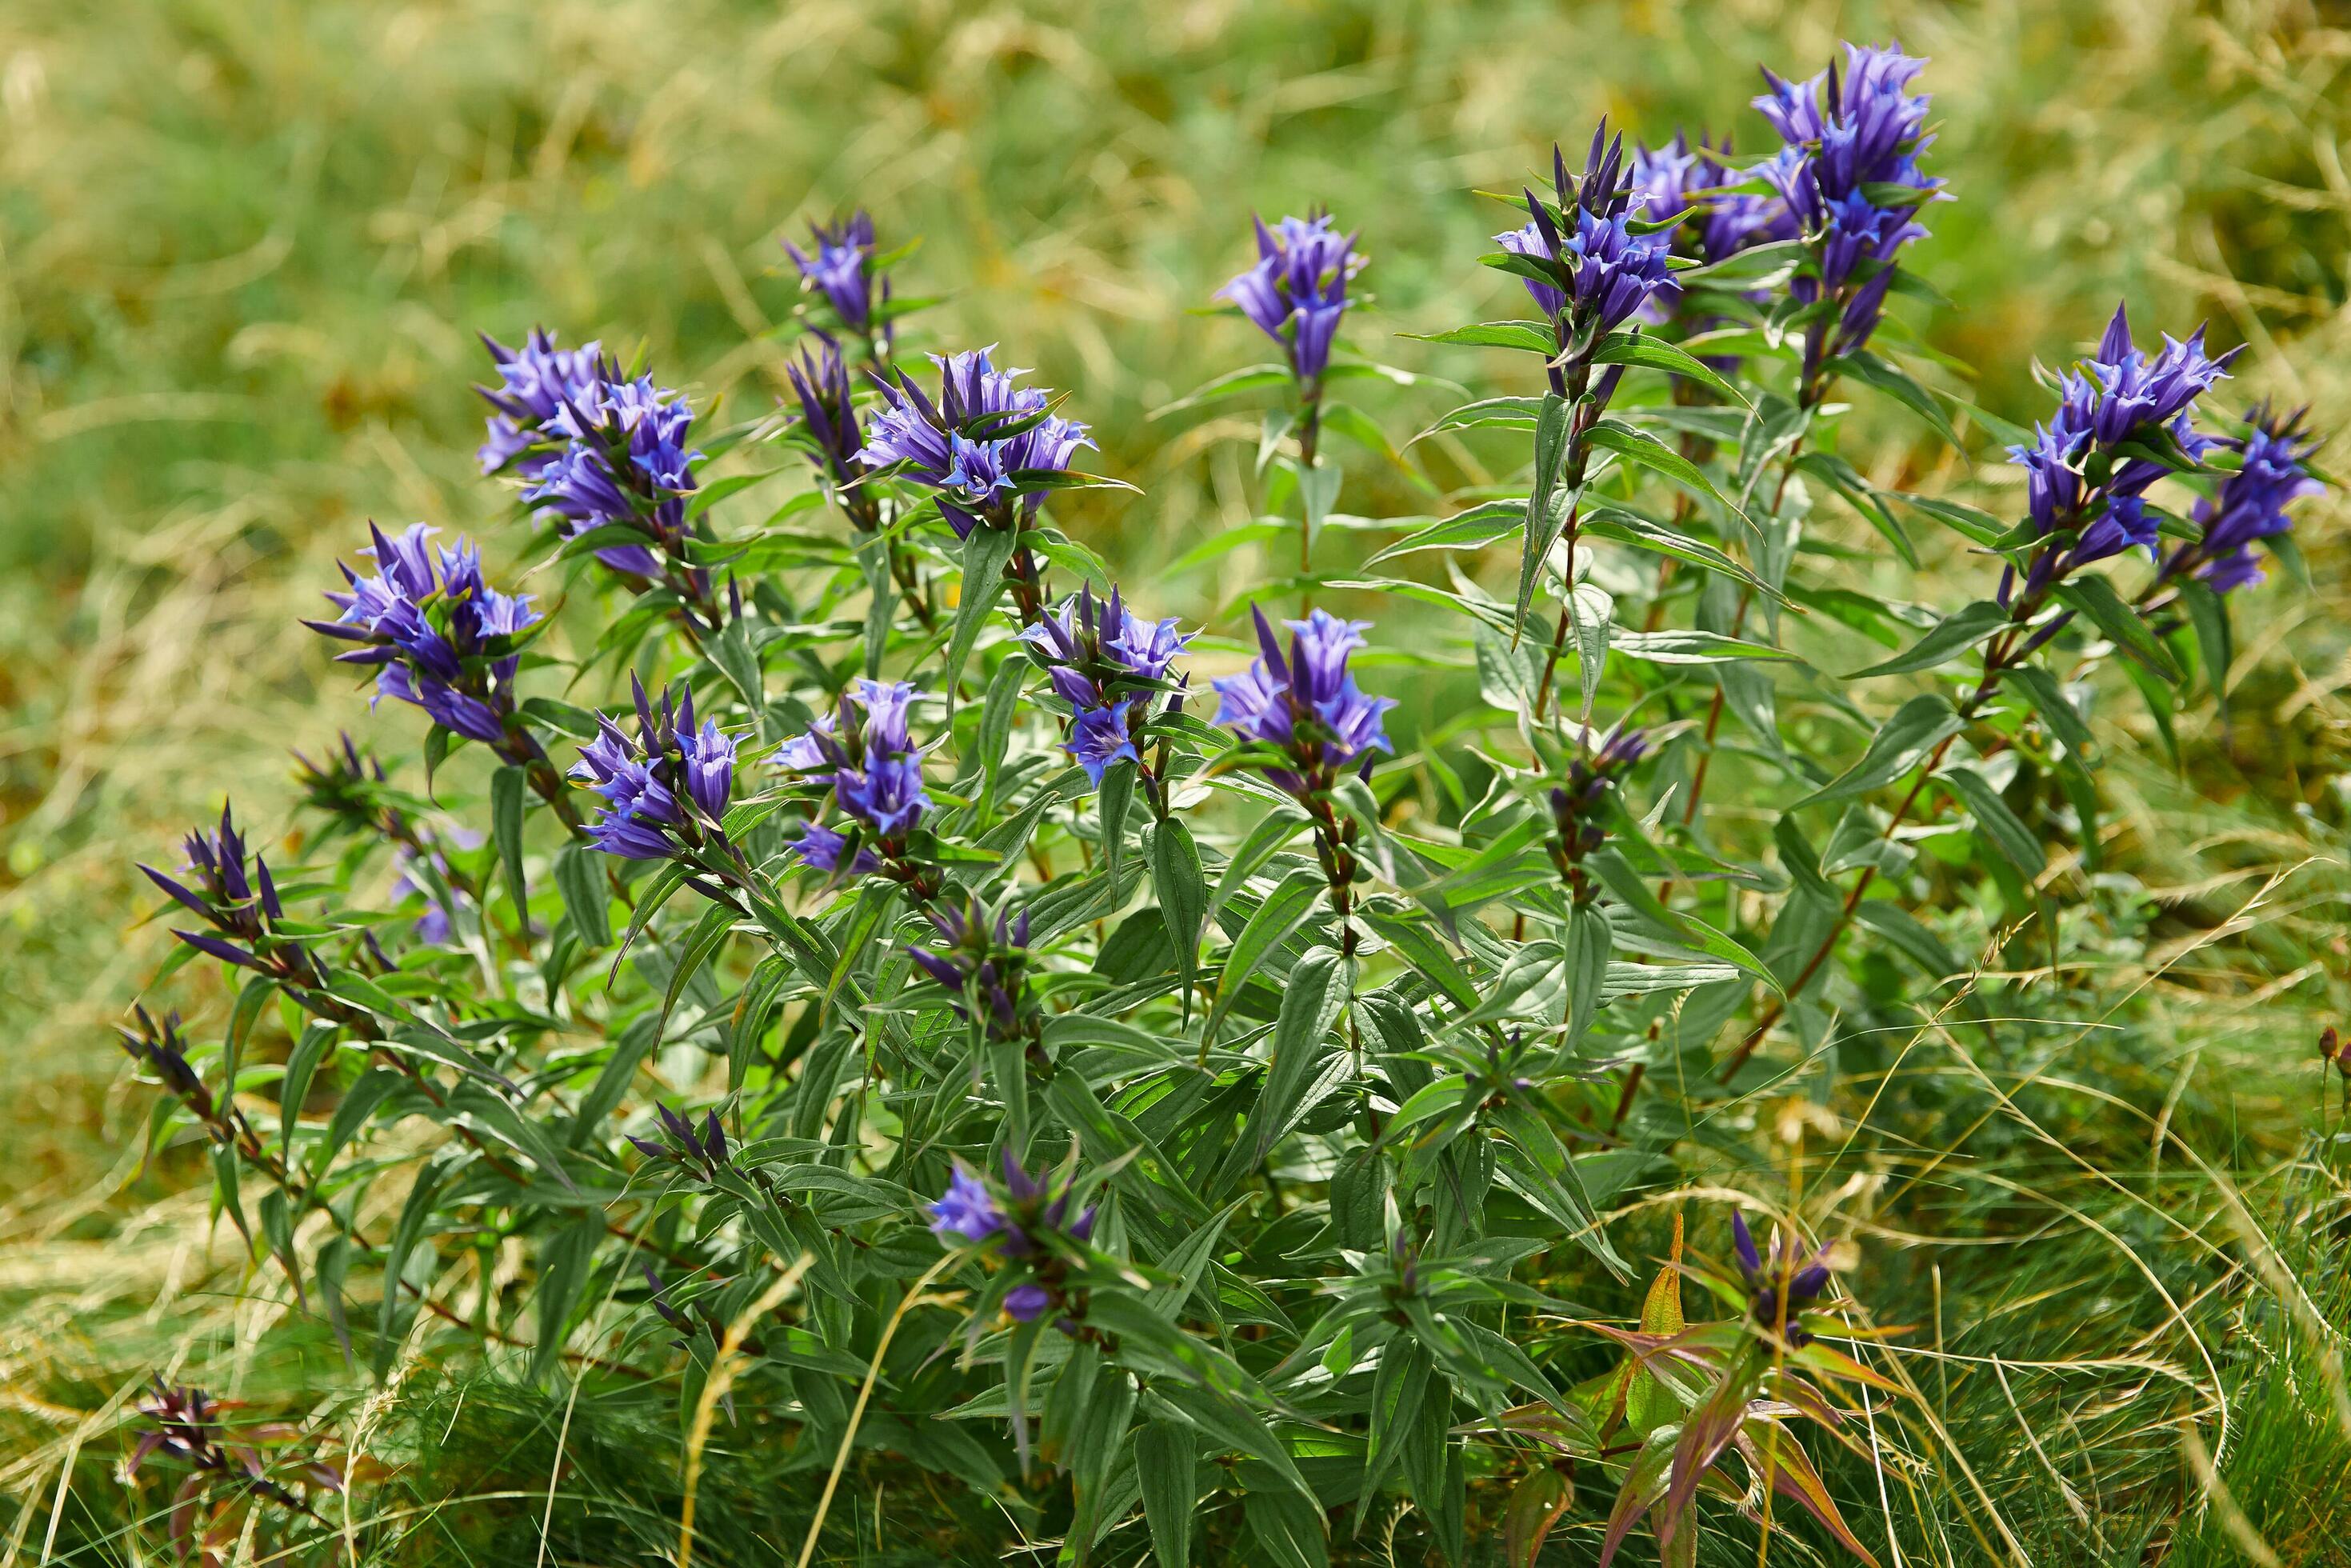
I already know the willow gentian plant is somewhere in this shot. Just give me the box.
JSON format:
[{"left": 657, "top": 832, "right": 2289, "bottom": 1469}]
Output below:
[{"left": 116, "top": 39, "right": 2329, "bottom": 1568}]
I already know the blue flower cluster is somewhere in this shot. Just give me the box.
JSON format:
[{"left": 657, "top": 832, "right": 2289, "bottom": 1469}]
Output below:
[
  {"left": 1733, "top": 1212, "right": 1836, "bottom": 1349},
  {"left": 910, "top": 897, "right": 1036, "bottom": 1045},
  {"left": 140, "top": 804, "right": 327, "bottom": 985},
  {"left": 477, "top": 333, "right": 705, "bottom": 582},
  {"left": 569, "top": 678, "right": 741, "bottom": 861},
  {"left": 1493, "top": 123, "right": 1681, "bottom": 394},
  {"left": 858, "top": 349, "right": 1094, "bottom": 539},
  {"left": 779, "top": 679, "right": 935, "bottom": 878},
  {"left": 784, "top": 341, "right": 867, "bottom": 501},
  {"left": 2173, "top": 405, "right": 2325, "bottom": 594},
  {"left": 2009, "top": 305, "right": 2237, "bottom": 592},
  {"left": 1217, "top": 214, "right": 1364, "bottom": 388},
  {"left": 1018, "top": 586, "right": 1194, "bottom": 786},
  {"left": 1629, "top": 133, "right": 1796, "bottom": 270},
  {"left": 783, "top": 210, "right": 890, "bottom": 346},
  {"left": 1753, "top": 42, "right": 1943, "bottom": 363},
  {"left": 307, "top": 523, "right": 539, "bottom": 750},
  {"left": 1214, "top": 607, "right": 1396, "bottom": 798},
  {"left": 1547, "top": 728, "right": 1649, "bottom": 904},
  {"left": 928, "top": 1151, "right": 1098, "bottom": 1322}
]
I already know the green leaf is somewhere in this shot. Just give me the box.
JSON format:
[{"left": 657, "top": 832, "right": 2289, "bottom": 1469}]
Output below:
[
  {"left": 1795, "top": 694, "right": 1962, "bottom": 808},
  {"left": 1609, "top": 629, "right": 1799, "bottom": 664},
  {"left": 1849, "top": 599, "right": 2008, "bottom": 678},
  {"left": 1232, "top": 947, "right": 1349, "bottom": 1178},
  {"left": 2001, "top": 663, "right": 2094, "bottom": 755},
  {"left": 530, "top": 1219, "right": 602, "bottom": 1383},
  {"left": 1589, "top": 330, "right": 1749, "bottom": 406},
  {"left": 1407, "top": 320, "right": 1554, "bottom": 354},
  {"left": 553, "top": 843, "right": 612, "bottom": 948},
  {"left": 1852, "top": 900, "right": 1966, "bottom": 985},
  {"left": 1365, "top": 500, "right": 1521, "bottom": 564},
  {"left": 1150, "top": 362, "right": 1293, "bottom": 418},
  {"left": 945, "top": 524, "right": 1019, "bottom": 702},
  {"left": 1836, "top": 348, "right": 1961, "bottom": 447},
  {"left": 1206, "top": 867, "right": 1326, "bottom": 1042},
  {"left": 1153, "top": 819, "right": 1208, "bottom": 1021},
  {"left": 491, "top": 765, "right": 529, "bottom": 920},
  {"left": 1585, "top": 418, "right": 1735, "bottom": 514},
  {"left": 1796, "top": 450, "right": 1917, "bottom": 567},
  {"left": 2055, "top": 575, "right": 2181, "bottom": 682},
  {"left": 2177, "top": 577, "right": 2233, "bottom": 700},
  {"left": 1578, "top": 506, "right": 1774, "bottom": 598},
  {"left": 1516, "top": 391, "right": 1572, "bottom": 638},
  {"left": 1298, "top": 460, "right": 1341, "bottom": 555},
  {"left": 1938, "top": 766, "right": 2045, "bottom": 874},
  {"left": 708, "top": 614, "right": 766, "bottom": 709},
  {"left": 1136, "top": 1418, "right": 1199, "bottom": 1568}
]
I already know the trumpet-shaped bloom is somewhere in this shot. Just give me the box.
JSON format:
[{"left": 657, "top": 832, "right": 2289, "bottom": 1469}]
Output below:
[{"left": 1217, "top": 213, "right": 1363, "bottom": 386}]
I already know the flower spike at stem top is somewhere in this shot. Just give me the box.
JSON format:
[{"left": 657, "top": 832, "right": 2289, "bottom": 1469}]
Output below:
[
  {"left": 1213, "top": 606, "right": 1396, "bottom": 952},
  {"left": 1722, "top": 303, "right": 2237, "bottom": 1083},
  {"left": 477, "top": 336, "right": 726, "bottom": 638},
  {"left": 1018, "top": 585, "right": 1195, "bottom": 811},
  {"left": 778, "top": 678, "right": 943, "bottom": 902},
  {"left": 1218, "top": 212, "right": 1364, "bottom": 595},
  {"left": 858, "top": 348, "right": 1094, "bottom": 626},
  {"left": 784, "top": 210, "right": 898, "bottom": 364},
  {"left": 305, "top": 522, "right": 585, "bottom": 832}
]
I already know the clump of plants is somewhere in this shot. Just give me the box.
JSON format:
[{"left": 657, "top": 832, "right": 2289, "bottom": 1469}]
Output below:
[{"left": 116, "top": 40, "right": 2327, "bottom": 1566}]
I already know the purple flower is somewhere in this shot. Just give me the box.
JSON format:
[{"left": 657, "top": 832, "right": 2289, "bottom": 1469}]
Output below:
[
  {"left": 1732, "top": 1212, "right": 1836, "bottom": 1349},
  {"left": 1492, "top": 123, "right": 1681, "bottom": 389},
  {"left": 1217, "top": 212, "right": 1364, "bottom": 386},
  {"left": 568, "top": 678, "right": 739, "bottom": 861},
  {"left": 1003, "top": 1283, "right": 1054, "bottom": 1322},
  {"left": 117, "top": 1006, "right": 212, "bottom": 1113},
  {"left": 837, "top": 750, "right": 930, "bottom": 838},
  {"left": 780, "top": 680, "right": 935, "bottom": 874},
  {"left": 1546, "top": 728, "right": 1648, "bottom": 903},
  {"left": 911, "top": 896, "right": 1035, "bottom": 1042},
  {"left": 476, "top": 329, "right": 604, "bottom": 477},
  {"left": 2173, "top": 404, "right": 2324, "bottom": 593},
  {"left": 1067, "top": 700, "right": 1142, "bottom": 785},
  {"left": 2007, "top": 306, "right": 2238, "bottom": 586},
  {"left": 785, "top": 342, "right": 866, "bottom": 495},
  {"left": 787, "top": 822, "right": 881, "bottom": 877},
  {"left": 525, "top": 371, "right": 703, "bottom": 576},
  {"left": 1018, "top": 586, "right": 1193, "bottom": 786},
  {"left": 628, "top": 1101, "right": 733, "bottom": 1176},
  {"left": 1753, "top": 43, "right": 1945, "bottom": 362},
  {"left": 138, "top": 802, "right": 322, "bottom": 980},
  {"left": 1213, "top": 608, "right": 1396, "bottom": 795},
  {"left": 783, "top": 211, "right": 886, "bottom": 338},
  {"left": 929, "top": 1164, "right": 1006, "bottom": 1245},
  {"left": 858, "top": 349, "right": 1094, "bottom": 538},
  {"left": 1753, "top": 42, "right": 1939, "bottom": 213},
  {"left": 306, "top": 522, "right": 539, "bottom": 747}
]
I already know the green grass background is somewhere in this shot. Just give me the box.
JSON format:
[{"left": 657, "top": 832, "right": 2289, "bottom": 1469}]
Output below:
[{"left": 2, "top": 0, "right": 2349, "bottom": 1560}]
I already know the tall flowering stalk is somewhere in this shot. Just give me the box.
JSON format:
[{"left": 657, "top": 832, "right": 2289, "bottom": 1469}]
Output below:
[
  {"left": 1214, "top": 608, "right": 1395, "bottom": 950},
  {"left": 1723, "top": 302, "right": 2237, "bottom": 1080},
  {"left": 1487, "top": 122, "right": 1681, "bottom": 718},
  {"left": 1218, "top": 213, "right": 1364, "bottom": 589}
]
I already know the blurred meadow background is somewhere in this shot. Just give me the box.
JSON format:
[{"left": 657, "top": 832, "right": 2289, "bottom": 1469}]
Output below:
[{"left": 3, "top": 0, "right": 2350, "bottom": 1560}]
